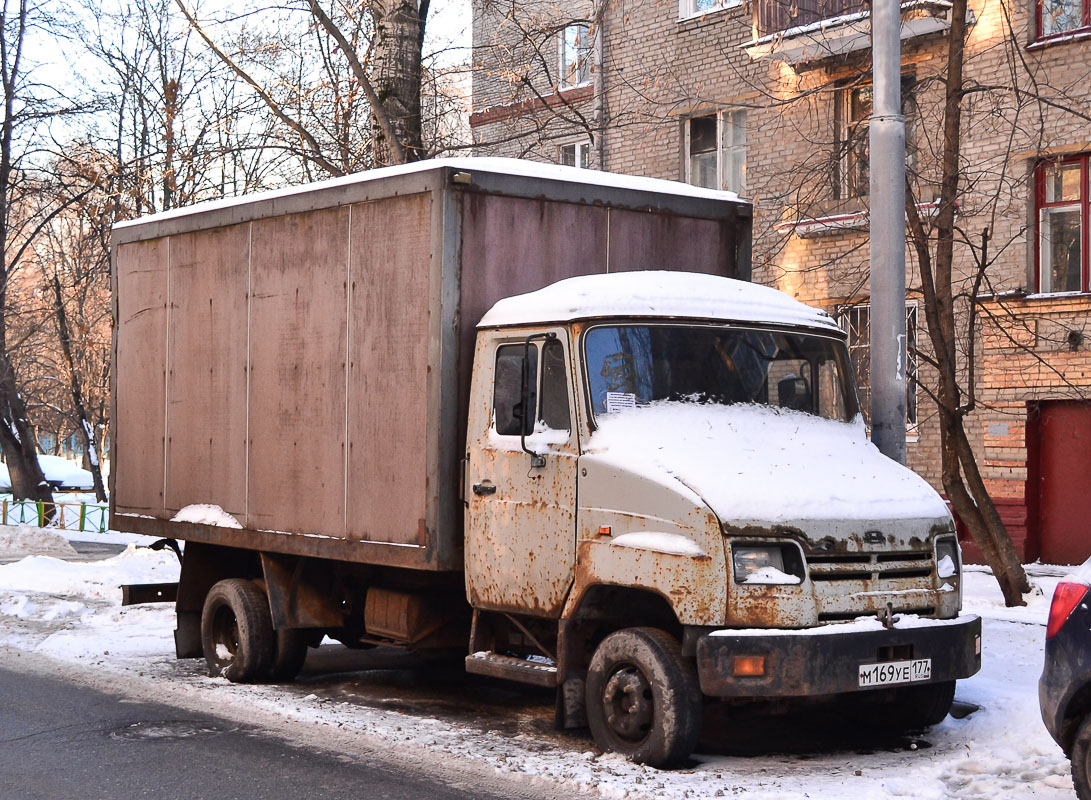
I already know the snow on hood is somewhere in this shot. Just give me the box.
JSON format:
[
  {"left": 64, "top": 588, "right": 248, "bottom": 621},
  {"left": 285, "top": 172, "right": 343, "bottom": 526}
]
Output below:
[
  {"left": 586, "top": 402, "right": 949, "bottom": 525},
  {"left": 477, "top": 272, "right": 840, "bottom": 332}
]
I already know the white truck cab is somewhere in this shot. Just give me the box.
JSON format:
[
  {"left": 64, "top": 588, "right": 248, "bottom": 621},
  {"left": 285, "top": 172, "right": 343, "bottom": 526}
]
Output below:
[{"left": 464, "top": 271, "right": 979, "bottom": 766}]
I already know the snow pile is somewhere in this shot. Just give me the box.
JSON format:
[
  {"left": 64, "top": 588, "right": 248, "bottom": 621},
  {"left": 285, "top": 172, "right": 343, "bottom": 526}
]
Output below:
[
  {"left": 479, "top": 271, "right": 839, "bottom": 331},
  {"left": 0, "top": 455, "right": 95, "bottom": 490},
  {"left": 743, "top": 565, "right": 801, "bottom": 585},
  {"left": 609, "top": 532, "right": 706, "bottom": 557},
  {"left": 171, "top": 504, "right": 243, "bottom": 529},
  {"left": 587, "top": 402, "right": 950, "bottom": 524},
  {"left": 0, "top": 546, "right": 178, "bottom": 602},
  {"left": 0, "top": 526, "right": 78, "bottom": 559}
]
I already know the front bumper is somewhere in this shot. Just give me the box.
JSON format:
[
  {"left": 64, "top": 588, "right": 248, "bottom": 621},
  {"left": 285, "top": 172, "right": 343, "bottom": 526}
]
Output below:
[{"left": 695, "top": 614, "right": 981, "bottom": 697}]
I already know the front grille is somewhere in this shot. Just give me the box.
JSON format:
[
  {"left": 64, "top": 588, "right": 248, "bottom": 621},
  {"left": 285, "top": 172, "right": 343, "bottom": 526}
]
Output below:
[
  {"left": 818, "top": 606, "right": 935, "bottom": 623},
  {"left": 808, "top": 550, "right": 934, "bottom": 583}
]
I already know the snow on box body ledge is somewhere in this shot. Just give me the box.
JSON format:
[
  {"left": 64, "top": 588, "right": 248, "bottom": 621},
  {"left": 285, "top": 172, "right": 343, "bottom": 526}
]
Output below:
[
  {"left": 586, "top": 402, "right": 950, "bottom": 528},
  {"left": 477, "top": 272, "right": 841, "bottom": 332},
  {"left": 113, "top": 157, "right": 739, "bottom": 232}
]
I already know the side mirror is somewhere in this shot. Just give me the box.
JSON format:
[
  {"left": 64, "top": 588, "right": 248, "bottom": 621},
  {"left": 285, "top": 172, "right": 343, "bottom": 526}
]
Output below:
[
  {"left": 777, "top": 374, "right": 812, "bottom": 413},
  {"left": 520, "top": 332, "right": 556, "bottom": 469}
]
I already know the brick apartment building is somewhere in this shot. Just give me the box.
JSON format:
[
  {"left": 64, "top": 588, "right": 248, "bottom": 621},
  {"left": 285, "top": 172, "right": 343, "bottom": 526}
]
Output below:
[{"left": 469, "top": 0, "right": 1091, "bottom": 563}]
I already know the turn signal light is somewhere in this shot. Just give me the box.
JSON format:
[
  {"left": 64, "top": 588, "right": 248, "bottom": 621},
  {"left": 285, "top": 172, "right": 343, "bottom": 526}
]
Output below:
[
  {"left": 732, "top": 655, "right": 766, "bottom": 677},
  {"left": 1047, "top": 582, "right": 1090, "bottom": 639},
  {"left": 598, "top": 526, "right": 611, "bottom": 536}
]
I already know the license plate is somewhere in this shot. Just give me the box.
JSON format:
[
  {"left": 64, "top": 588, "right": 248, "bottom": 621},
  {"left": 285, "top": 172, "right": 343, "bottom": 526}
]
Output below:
[{"left": 858, "top": 658, "right": 932, "bottom": 688}]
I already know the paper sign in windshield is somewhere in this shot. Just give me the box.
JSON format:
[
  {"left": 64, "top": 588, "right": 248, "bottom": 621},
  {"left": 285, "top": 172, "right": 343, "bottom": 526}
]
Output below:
[{"left": 605, "top": 392, "right": 637, "bottom": 413}]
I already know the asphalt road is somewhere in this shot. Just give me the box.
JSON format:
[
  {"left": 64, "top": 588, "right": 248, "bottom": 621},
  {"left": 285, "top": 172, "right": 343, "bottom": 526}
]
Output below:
[{"left": 0, "top": 664, "right": 518, "bottom": 800}]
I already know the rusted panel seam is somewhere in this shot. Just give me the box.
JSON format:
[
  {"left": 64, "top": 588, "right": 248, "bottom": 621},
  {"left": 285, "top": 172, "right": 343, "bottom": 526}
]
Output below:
[
  {"left": 344, "top": 205, "right": 352, "bottom": 536},
  {"left": 162, "top": 236, "right": 171, "bottom": 509},
  {"left": 245, "top": 222, "right": 253, "bottom": 524}
]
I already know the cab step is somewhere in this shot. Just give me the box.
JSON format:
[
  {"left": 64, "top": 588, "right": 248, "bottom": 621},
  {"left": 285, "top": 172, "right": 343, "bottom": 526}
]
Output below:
[{"left": 464, "top": 651, "right": 558, "bottom": 687}]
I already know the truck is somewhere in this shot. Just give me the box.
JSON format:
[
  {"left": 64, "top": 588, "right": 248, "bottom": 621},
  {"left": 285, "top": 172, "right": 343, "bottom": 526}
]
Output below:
[{"left": 111, "top": 158, "right": 980, "bottom": 768}]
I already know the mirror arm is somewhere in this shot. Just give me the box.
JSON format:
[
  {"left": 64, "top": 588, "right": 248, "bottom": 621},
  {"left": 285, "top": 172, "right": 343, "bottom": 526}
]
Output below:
[{"left": 520, "top": 331, "right": 557, "bottom": 468}]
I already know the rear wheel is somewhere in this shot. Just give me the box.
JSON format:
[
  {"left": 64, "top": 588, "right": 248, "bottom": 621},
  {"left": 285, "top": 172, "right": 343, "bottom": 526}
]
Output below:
[
  {"left": 201, "top": 579, "right": 274, "bottom": 683},
  {"left": 1071, "top": 714, "right": 1091, "bottom": 800},
  {"left": 265, "top": 628, "right": 310, "bottom": 682},
  {"left": 585, "top": 627, "right": 702, "bottom": 768}
]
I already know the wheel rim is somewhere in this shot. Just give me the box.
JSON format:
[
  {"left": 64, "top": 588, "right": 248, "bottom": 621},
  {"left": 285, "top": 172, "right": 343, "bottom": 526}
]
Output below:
[
  {"left": 602, "top": 663, "right": 654, "bottom": 743},
  {"left": 210, "top": 604, "right": 240, "bottom": 668}
]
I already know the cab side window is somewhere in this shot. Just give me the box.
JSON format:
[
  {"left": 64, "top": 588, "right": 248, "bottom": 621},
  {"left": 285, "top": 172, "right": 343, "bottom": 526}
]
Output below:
[
  {"left": 493, "top": 345, "right": 538, "bottom": 436},
  {"left": 540, "top": 339, "right": 571, "bottom": 432}
]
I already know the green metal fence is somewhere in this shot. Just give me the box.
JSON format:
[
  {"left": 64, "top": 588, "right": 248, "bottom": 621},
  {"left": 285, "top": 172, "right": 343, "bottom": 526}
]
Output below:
[{"left": 1, "top": 498, "right": 109, "bottom": 533}]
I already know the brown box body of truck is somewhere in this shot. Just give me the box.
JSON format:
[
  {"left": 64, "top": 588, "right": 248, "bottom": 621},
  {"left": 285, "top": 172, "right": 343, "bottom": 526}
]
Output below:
[{"left": 110, "top": 160, "right": 751, "bottom": 571}]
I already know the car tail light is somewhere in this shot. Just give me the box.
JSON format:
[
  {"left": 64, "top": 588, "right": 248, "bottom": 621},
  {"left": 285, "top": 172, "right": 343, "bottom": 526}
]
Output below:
[{"left": 1046, "top": 582, "right": 1090, "bottom": 639}]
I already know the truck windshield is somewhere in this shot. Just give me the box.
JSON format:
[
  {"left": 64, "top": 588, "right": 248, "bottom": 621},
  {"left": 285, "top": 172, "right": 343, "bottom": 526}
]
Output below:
[{"left": 584, "top": 324, "right": 857, "bottom": 423}]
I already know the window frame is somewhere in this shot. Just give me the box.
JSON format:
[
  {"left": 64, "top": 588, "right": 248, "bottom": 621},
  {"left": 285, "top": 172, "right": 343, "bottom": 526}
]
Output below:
[
  {"left": 1034, "top": 154, "right": 1090, "bottom": 294},
  {"left": 683, "top": 109, "right": 747, "bottom": 194},
  {"left": 677, "top": 0, "right": 742, "bottom": 20},
  {"left": 839, "top": 302, "right": 919, "bottom": 431},
  {"left": 559, "top": 140, "right": 593, "bottom": 169},
  {"left": 491, "top": 339, "right": 573, "bottom": 437},
  {"left": 834, "top": 76, "right": 916, "bottom": 201},
  {"left": 1035, "top": 0, "right": 1091, "bottom": 42},
  {"left": 558, "top": 23, "right": 593, "bottom": 90}
]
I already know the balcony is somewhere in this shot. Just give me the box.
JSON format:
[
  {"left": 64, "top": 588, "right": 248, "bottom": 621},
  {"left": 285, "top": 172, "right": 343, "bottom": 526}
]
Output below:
[{"left": 745, "top": 0, "right": 963, "bottom": 65}]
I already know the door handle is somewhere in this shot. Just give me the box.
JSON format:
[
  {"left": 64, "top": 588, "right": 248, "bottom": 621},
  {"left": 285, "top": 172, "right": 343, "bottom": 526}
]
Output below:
[{"left": 472, "top": 483, "right": 497, "bottom": 496}]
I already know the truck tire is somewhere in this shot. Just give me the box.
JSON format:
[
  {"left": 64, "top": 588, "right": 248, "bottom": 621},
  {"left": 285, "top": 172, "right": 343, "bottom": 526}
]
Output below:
[
  {"left": 890, "top": 679, "right": 956, "bottom": 730},
  {"left": 585, "top": 627, "right": 702, "bottom": 768},
  {"left": 1071, "top": 714, "right": 1091, "bottom": 800},
  {"left": 265, "top": 629, "right": 310, "bottom": 682},
  {"left": 201, "top": 579, "right": 274, "bottom": 683}
]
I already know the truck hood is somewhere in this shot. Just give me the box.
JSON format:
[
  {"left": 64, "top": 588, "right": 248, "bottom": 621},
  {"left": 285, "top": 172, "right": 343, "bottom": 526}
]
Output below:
[{"left": 584, "top": 402, "right": 949, "bottom": 531}]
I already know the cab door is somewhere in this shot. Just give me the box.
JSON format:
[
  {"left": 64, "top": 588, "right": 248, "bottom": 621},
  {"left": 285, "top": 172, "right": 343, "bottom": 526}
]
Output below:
[{"left": 465, "top": 328, "right": 580, "bottom": 617}]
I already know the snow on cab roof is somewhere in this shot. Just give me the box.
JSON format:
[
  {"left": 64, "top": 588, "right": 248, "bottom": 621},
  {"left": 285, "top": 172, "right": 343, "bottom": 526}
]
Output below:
[
  {"left": 113, "top": 157, "right": 741, "bottom": 231},
  {"left": 477, "top": 272, "right": 841, "bottom": 332}
]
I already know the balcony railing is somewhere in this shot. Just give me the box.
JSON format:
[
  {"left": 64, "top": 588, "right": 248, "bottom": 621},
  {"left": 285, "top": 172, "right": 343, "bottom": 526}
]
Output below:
[{"left": 754, "top": 0, "right": 869, "bottom": 39}]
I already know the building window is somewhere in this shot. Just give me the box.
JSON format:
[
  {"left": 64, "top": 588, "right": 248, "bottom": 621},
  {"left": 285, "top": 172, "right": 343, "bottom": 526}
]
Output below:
[
  {"left": 685, "top": 110, "right": 747, "bottom": 194},
  {"left": 678, "top": 0, "right": 742, "bottom": 20},
  {"left": 1037, "top": 0, "right": 1089, "bottom": 38},
  {"left": 840, "top": 303, "right": 918, "bottom": 429},
  {"left": 836, "top": 77, "right": 916, "bottom": 199},
  {"left": 842, "top": 86, "right": 871, "bottom": 199},
  {"left": 559, "top": 23, "right": 592, "bottom": 89},
  {"left": 1036, "top": 155, "right": 1089, "bottom": 293},
  {"left": 559, "top": 140, "right": 592, "bottom": 169}
]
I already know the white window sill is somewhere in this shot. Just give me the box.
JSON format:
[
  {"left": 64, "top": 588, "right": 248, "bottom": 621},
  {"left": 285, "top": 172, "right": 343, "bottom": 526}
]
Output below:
[
  {"left": 776, "top": 200, "right": 940, "bottom": 238},
  {"left": 678, "top": 0, "right": 742, "bottom": 22},
  {"left": 557, "top": 80, "right": 593, "bottom": 92},
  {"left": 1028, "top": 27, "right": 1091, "bottom": 49}
]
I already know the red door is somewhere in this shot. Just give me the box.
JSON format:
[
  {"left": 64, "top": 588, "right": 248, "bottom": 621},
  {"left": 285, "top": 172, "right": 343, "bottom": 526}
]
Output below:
[{"left": 1036, "top": 401, "right": 1091, "bottom": 565}]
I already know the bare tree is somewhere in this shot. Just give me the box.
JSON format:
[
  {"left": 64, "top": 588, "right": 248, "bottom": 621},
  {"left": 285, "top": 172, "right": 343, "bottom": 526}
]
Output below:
[{"left": 0, "top": 0, "right": 63, "bottom": 508}]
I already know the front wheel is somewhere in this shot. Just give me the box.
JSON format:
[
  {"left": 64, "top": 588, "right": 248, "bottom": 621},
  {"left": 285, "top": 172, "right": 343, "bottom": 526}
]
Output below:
[
  {"left": 201, "top": 579, "right": 274, "bottom": 683},
  {"left": 585, "top": 627, "right": 702, "bottom": 768}
]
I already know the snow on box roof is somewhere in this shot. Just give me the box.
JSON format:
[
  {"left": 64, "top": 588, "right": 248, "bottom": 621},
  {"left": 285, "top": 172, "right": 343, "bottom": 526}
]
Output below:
[
  {"left": 113, "top": 157, "right": 740, "bottom": 232},
  {"left": 477, "top": 272, "right": 841, "bottom": 332}
]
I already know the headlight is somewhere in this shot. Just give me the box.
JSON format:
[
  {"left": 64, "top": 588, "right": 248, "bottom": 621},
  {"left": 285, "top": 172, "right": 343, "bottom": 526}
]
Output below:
[
  {"left": 936, "top": 537, "right": 960, "bottom": 580},
  {"left": 732, "top": 544, "right": 804, "bottom": 584}
]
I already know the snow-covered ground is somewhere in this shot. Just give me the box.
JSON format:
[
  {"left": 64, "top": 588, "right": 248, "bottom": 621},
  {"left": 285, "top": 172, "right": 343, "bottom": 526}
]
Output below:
[{"left": 0, "top": 527, "right": 1075, "bottom": 799}]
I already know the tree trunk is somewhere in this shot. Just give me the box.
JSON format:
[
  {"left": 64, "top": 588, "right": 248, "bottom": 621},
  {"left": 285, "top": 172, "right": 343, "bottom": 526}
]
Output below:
[
  {"left": 370, "top": 0, "right": 425, "bottom": 165},
  {"left": 0, "top": 351, "right": 53, "bottom": 515},
  {"left": 906, "top": 0, "right": 1031, "bottom": 606},
  {"left": 48, "top": 272, "right": 107, "bottom": 502}
]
